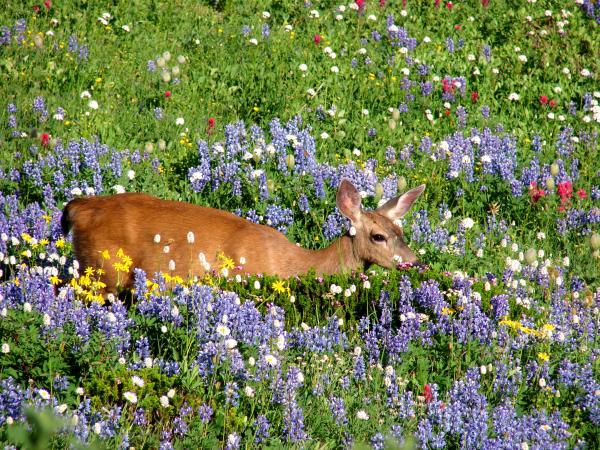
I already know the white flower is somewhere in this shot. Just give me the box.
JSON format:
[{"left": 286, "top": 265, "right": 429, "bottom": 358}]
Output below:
[
  {"left": 330, "top": 65, "right": 339, "bottom": 73},
  {"left": 298, "top": 63, "right": 308, "bottom": 72},
  {"left": 244, "top": 385, "right": 255, "bottom": 397},
  {"left": 56, "top": 404, "right": 68, "bottom": 414},
  {"left": 306, "top": 88, "right": 316, "bottom": 97},
  {"left": 309, "top": 9, "right": 320, "bottom": 18},
  {"left": 1, "top": 343, "right": 9, "bottom": 354},
  {"left": 127, "top": 169, "right": 135, "bottom": 180},
  {"left": 93, "top": 422, "right": 102, "bottom": 434},
  {"left": 124, "top": 391, "right": 138, "bottom": 404},
  {"left": 161, "top": 325, "right": 167, "bottom": 333},
  {"left": 508, "top": 93, "right": 520, "bottom": 101},
  {"left": 175, "top": 117, "right": 185, "bottom": 125},
  {"left": 122, "top": 24, "right": 130, "bottom": 32},
  {"left": 113, "top": 184, "right": 125, "bottom": 194},
  {"left": 144, "top": 357, "right": 153, "bottom": 368},
  {"left": 265, "top": 354, "right": 278, "bottom": 366},
  {"left": 461, "top": 218, "right": 475, "bottom": 229},
  {"left": 76, "top": 387, "right": 85, "bottom": 395},
  {"left": 518, "top": 54, "right": 527, "bottom": 63},
  {"left": 254, "top": 280, "right": 261, "bottom": 289},
  {"left": 363, "top": 280, "right": 371, "bottom": 289},
  {"left": 580, "top": 68, "right": 591, "bottom": 77},
  {"left": 167, "top": 388, "right": 176, "bottom": 398},
  {"left": 153, "top": 234, "right": 161, "bottom": 244},
  {"left": 262, "top": 11, "right": 271, "bottom": 19},
  {"left": 88, "top": 100, "right": 99, "bottom": 110},
  {"left": 38, "top": 389, "right": 51, "bottom": 400},
  {"left": 132, "top": 375, "right": 145, "bottom": 387},
  {"left": 216, "top": 325, "right": 231, "bottom": 336},
  {"left": 23, "top": 302, "right": 32, "bottom": 313},
  {"left": 225, "top": 338, "right": 238, "bottom": 349},
  {"left": 160, "top": 395, "right": 170, "bottom": 408},
  {"left": 187, "top": 231, "right": 195, "bottom": 244},
  {"left": 249, "top": 38, "right": 258, "bottom": 45},
  {"left": 367, "top": 14, "right": 377, "bottom": 21},
  {"left": 423, "top": 36, "right": 431, "bottom": 43},
  {"left": 356, "top": 410, "right": 369, "bottom": 420},
  {"left": 539, "top": 377, "right": 547, "bottom": 388},
  {"left": 320, "top": 131, "right": 330, "bottom": 139}
]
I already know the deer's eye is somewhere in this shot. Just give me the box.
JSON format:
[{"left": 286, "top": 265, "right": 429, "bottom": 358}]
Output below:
[{"left": 372, "top": 233, "right": 386, "bottom": 242}]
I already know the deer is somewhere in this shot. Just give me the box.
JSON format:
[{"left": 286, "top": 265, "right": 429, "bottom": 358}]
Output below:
[{"left": 60, "top": 179, "right": 425, "bottom": 293}]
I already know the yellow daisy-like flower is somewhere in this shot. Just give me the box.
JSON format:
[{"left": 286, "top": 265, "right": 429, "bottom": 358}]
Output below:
[
  {"left": 537, "top": 352, "right": 550, "bottom": 361},
  {"left": 272, "top": 280, "right": 288, "bottom": 295},
  {"left": 49, "top": 275, "right": 62, "bottom": 285},
  {"left": 101, "top": 250, "right": 110, "bottom": 260},
  {"left": 218, "top": 252, "right": 235, "bottom": 271}
]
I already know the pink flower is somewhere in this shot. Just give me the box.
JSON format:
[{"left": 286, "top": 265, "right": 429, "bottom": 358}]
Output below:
[
  {"left": 577, "top": 188, "right": 587, "bottom": 199},
  {"left": 557, "top": 181, "right": 573, "bottom": 199},
  {"left": 313, "top": 34, "right": 321, "bottom": 45},
  {"left": 528, "top": 182, "right": 546, "bottom": 203},
  {"left": 164, "top": 90, "right": 171, "bottom": 98},
  {"left": 446, "top": 1, "right": 454, "bottom": 9},
  {"left": 539, "top": 95, "right": 549, "bottom": 105},
  {"left": 40, "top": 133, "right": 50, "bottom": 147},
  {"left": 424, "top": 384, "right": 433, "bottom": 403}
]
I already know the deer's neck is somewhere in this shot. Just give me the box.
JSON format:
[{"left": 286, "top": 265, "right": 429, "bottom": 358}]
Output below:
[{"left": 304, "top": 235, "right": 362, "bottom": 276}]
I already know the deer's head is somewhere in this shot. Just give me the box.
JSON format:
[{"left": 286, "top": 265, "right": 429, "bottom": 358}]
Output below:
[{"left": 336, "top": 179, "right": 425, "bottom": 269}]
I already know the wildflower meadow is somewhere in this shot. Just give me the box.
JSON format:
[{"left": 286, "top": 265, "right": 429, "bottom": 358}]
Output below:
[{"left": 1, "top": 0, "right": 600, "bottom": 448}]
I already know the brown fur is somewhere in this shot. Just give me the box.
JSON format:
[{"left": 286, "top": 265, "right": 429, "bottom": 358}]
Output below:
[{"left": 61, "top": 180, "right": 425, "bottom": 292}]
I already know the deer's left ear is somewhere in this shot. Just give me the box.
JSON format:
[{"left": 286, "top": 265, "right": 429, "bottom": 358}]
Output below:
[
  {"left": 377, "top": 184, "right": 426, "bottom": 220},
  {"left": 336, "top": 179, "right": 362, "bottom": 223}
]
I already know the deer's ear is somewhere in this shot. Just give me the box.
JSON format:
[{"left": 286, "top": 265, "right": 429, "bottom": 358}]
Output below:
[
  {"left": 377, "top": 184, "right": 426, "bottom": 220},
  {"left": 336, "top": 179, "right": 362, "bottom": 223}
]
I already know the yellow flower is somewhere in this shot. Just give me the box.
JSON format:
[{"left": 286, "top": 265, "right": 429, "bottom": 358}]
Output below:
[
  {"left": 42, "top": 215, "right": 52, "bottom": 224},
  {"left": 441, "top": 307, "right": 455, "bottom": 315},
  {"left": 85, "top": 267, "right": 95, "bottom": 276},
  {"left": 21, "top": 233, "right": 32, "bottom": 243},
  {"left": 49, "top": 275, "right": 62, "bottom": 285},
  {"left": 39, "top": 239, "right": 49, "bottom": 246},
  {"left": 218, "top": 252, "right": 235, "bottom": 270},
  {"left": 101, "top": 250, "right": 110, "bottom": 260},
  {"left": 537, "top": 352, "right": 550, "bottom": 361},
  {"left": 272, "top": 280, "right": 288, "bottom": 294}
]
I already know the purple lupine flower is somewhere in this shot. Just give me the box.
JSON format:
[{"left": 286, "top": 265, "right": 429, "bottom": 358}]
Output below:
[
  {"left": 254, "top": 414, "right": 270, "bottom": 443},
  {"left": 198, "top": 404, "right": 213, "bottom": 423}
]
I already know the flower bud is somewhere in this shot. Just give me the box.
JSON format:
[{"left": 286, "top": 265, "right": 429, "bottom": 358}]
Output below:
[
  {"left": 391, "top": 108, "right": 400, "bottom": 120},
  {"left": 285, "top": 154, "right": 295, "bottom": 170},
  {"left": 388, "top": 119, "right": 397, "bottom": 130},
  {"left": 545, "top": 177, "right": 555, "bottom": 191},
  {"left": 591, "top": 233, "right": 600, "bottom": 250},
  {"left": 550, "top": 163, "right": 559, "bottom": 176},
  {"left": 524, "top": 248, "right": 537, "bottom": 265},
  {"left": 397, "top": 176, "right": 407, "bottom": 192},
  {"left": 374, "top": 182, "right": 384, "bottom": 203}
]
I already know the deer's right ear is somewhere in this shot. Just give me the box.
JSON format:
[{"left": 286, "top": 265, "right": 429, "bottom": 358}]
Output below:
[{"left": 336, "top": 179, "right": 362, "bottom": 223}]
